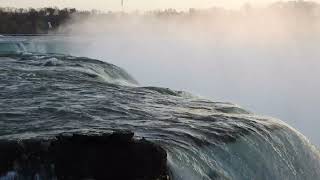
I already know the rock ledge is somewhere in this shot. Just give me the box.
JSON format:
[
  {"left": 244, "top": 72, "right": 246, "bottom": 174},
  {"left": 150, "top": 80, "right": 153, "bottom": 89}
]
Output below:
[{"left": 0, "top": 131, "right": 169, "bottom": 180}]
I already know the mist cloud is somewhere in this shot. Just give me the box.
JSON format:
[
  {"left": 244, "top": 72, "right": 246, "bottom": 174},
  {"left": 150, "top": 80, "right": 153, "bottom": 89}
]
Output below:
[{"left": 51, "top": 1, "right": 320, "bottom": 146}]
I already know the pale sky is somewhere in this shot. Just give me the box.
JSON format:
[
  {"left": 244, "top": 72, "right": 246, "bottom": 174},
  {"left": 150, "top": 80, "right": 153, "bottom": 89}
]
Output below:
[{"left": 0, "top": 0, "right": 291, "bottom": 11}]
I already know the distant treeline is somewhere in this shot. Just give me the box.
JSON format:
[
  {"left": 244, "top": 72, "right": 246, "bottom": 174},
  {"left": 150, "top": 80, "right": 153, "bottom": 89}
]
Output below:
[
  {"left": 1, "top": 1, "right": 320, "bottom": 34},
  {"left": 0, "top": 8, "right": 79, "bottom": 34}
]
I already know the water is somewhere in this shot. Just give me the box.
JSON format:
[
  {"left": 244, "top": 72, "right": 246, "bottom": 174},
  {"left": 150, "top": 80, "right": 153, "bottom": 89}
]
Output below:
[
  {"left": 13, "top": 33, "right": 320, "bottom": 148},
  {"left": 0, "top": 38, "right": 320, "bottom": 179}
]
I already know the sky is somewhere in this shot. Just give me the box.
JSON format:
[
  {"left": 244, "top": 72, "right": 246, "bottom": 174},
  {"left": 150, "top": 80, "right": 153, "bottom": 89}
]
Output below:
[{"left": 0, "top": 0, "right": 289, "bottom": 11}]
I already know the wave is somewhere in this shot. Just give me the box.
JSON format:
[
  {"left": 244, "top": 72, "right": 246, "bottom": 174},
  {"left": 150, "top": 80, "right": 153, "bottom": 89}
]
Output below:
[
  {"left": 0, "top": 52, "right": 319, "bottom": 180},
  {"left": 0, "top": 53, "right": 138, "bottom": 86}
]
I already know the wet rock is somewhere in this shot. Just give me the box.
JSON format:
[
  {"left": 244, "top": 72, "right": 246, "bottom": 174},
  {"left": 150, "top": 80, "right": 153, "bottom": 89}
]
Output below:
[{"left": 0, "top": 131, "right": 169, "bottom": 180}]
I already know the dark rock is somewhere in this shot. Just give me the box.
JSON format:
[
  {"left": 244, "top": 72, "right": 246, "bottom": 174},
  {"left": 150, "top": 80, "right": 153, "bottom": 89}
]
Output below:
[{"left": 0, "top": 131, "right": 170, "bottom": 180}]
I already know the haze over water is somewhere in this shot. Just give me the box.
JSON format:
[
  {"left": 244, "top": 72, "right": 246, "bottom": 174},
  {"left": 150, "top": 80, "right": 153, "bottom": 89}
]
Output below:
[{"left": 44, "top": 2, "right": 320, "bottom": 146}]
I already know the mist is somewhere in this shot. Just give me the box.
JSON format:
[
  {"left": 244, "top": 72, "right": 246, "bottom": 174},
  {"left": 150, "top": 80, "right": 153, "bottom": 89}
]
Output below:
[{"left": 48, "top": 2, "right": 320, "bottom": 146}]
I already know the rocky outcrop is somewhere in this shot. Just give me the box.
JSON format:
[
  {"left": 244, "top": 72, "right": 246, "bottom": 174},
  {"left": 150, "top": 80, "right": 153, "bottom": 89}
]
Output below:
[{"left": 0, "top": 131, "right": 169, "bottom": 180}]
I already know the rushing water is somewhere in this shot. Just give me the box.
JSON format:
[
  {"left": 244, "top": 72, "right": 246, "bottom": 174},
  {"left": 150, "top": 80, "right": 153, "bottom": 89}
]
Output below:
[{"left": 0, "top": 38, "right": 320, "bottom": 180}]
